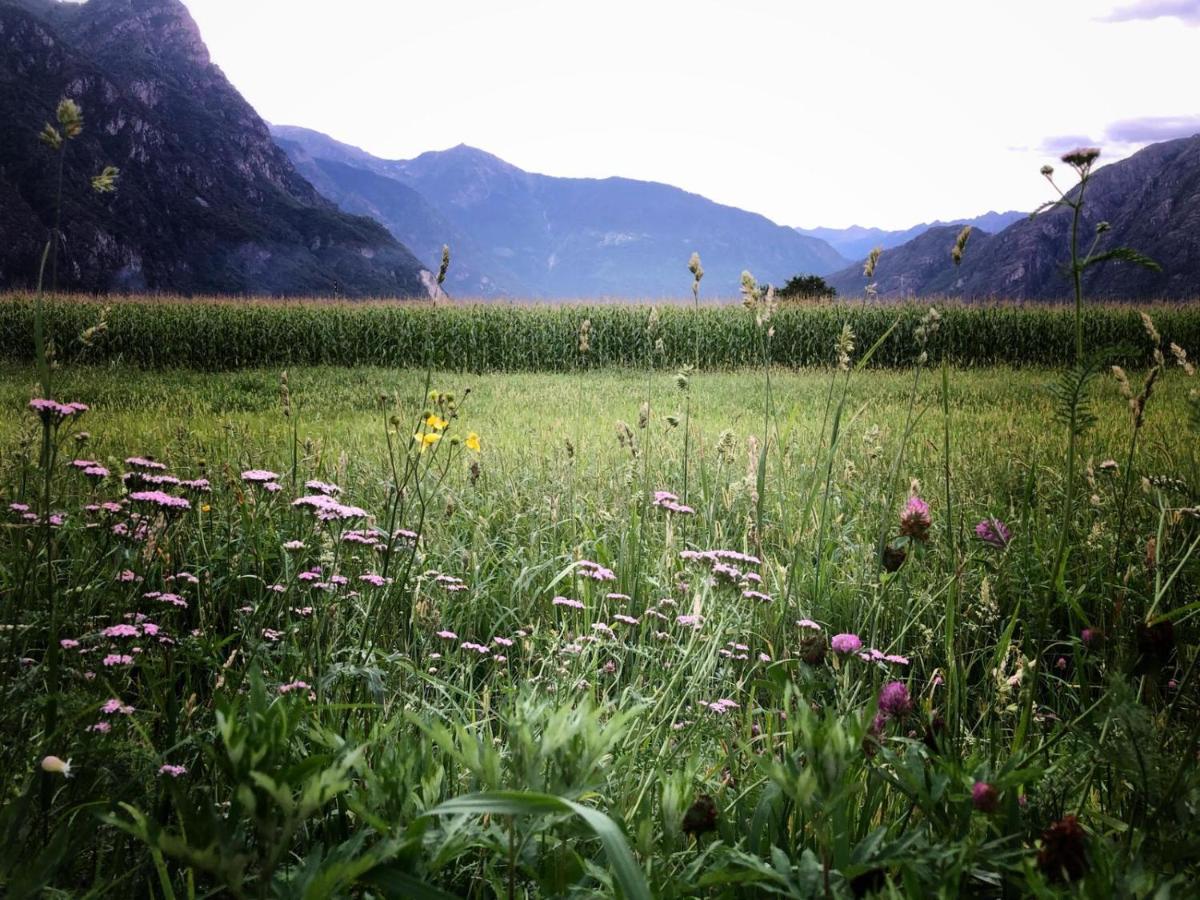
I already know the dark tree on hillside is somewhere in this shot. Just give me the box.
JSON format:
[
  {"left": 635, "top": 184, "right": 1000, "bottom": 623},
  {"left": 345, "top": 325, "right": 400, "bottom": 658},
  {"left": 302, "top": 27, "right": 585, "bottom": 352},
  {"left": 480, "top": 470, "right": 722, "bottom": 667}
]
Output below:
[{"left": 778, "top": 274, "right": 836, "bottom": 299}]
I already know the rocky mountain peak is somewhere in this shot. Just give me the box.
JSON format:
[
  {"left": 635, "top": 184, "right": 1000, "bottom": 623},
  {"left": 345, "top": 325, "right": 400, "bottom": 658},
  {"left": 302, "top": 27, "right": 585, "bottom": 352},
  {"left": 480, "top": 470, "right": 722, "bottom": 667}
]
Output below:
[{"left": 0, "top": 0, "right": 435, "bottom": 297}]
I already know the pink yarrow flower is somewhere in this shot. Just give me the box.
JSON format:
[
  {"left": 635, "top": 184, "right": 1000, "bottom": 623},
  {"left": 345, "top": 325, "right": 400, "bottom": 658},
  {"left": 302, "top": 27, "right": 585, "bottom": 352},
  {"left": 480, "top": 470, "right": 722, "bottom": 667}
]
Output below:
[
  {"left": 29, "top": 398, "right": 89, "bottom": 420},
  {"left": 128, "top": 490, "right": 190, "bottom": 512},
  {"left": 125, "top": 457, "right": 167, "bottom": 471}
]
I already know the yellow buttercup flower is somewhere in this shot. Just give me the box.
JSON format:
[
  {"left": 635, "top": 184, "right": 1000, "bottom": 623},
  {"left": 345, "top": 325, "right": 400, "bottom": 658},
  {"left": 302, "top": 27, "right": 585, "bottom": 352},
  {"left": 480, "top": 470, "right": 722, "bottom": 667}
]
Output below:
[
  {"left": 414, "top": 432, "right": 441, "bottom": 452},
  {"left": 426, "top": 414, "right": 448, "bottom": 430},
  {"left": 465, "top": 432, "right": 481, "bottom": 452}
]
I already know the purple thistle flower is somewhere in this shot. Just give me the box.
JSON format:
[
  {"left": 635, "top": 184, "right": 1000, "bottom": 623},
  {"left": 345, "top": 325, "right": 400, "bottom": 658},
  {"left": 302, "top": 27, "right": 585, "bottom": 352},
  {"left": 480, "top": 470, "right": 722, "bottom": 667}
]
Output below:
[
  {"left": 899, "top": 496, "right": 931, "bottom": 541},
  {"left": 974, "top": 518, "right": 1012, "bottom": 549},
  {"left": 878, "top": 681, "right": 913, "bottom": 719},
  {"left": 972, "top": 781, "right": 999, "bottom": 812},
  {"left": 831, "top": 633, "right": 862, "bottom": 654}
]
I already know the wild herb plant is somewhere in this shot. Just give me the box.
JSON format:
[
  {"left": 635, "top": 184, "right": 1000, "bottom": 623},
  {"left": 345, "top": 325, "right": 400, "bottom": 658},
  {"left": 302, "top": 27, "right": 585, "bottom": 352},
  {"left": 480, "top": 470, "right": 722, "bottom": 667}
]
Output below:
[{"left": 1037, "top": 148, "right": 1161, "bottom": 599}]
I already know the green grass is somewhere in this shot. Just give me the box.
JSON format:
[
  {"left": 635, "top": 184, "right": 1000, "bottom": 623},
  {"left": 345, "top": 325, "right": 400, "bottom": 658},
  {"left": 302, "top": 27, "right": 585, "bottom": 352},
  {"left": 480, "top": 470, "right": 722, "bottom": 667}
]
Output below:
[{"left": 2, "top": 359, "right": 1198, "bottom": 896}]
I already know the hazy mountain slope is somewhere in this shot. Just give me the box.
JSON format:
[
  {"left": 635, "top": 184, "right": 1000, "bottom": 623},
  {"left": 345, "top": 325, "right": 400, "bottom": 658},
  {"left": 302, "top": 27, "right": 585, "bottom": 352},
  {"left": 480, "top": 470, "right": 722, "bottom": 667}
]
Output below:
[
  {"left": 275, "top": 139, "right": 529, "bottom": 296},
  {"left": 0, "top": 0, "right": 435, "bottom": 297},
  {"left": 797, "top": 211, "right": 1024, "bottom": 261},
  {"left": 274, "top": 127, "right": 850, "bottom": 297},
  {"left": 825, "top": 225, "right": 996, "bottom": 298},
  {"left": 826, "top": 137, "right": 1200, "bottom": 300}
]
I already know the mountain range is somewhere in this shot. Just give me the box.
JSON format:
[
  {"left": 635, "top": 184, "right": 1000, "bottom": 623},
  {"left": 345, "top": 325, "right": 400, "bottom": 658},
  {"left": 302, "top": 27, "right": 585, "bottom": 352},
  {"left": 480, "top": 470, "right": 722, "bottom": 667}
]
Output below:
[
  {"left": 273, "top": 126, "right": 848, "bottom": 298},
  {"left": 0, "top": 0, "right": 437, "bottom": 297},
  {"left": 795, "top": 211, "right": 1026, "bottom": 262},
  {"left": 825, "top": 135, "right": 1200, "bottom": 300}
]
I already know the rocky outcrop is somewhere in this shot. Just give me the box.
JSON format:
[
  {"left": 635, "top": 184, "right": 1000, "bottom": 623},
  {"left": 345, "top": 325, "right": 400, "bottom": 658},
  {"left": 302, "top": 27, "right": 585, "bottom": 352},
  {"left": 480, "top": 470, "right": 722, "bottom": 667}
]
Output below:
[{"left": 0, "top": 0, "right": 436, "bottom": 297}]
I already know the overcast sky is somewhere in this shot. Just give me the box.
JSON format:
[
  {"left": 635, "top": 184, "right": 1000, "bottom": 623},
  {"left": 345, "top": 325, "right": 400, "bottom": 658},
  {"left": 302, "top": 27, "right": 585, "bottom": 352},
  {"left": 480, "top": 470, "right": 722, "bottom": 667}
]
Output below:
[{"left": 178, "top": 0, "right": 1200, "bottom": 230}]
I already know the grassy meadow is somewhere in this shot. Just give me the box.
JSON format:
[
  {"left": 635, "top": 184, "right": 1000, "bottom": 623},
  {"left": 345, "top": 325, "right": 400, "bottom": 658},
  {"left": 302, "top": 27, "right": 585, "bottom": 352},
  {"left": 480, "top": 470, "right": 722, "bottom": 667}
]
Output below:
[{"left": 2, "top": 316, "right": 1199, "bottom": 896}]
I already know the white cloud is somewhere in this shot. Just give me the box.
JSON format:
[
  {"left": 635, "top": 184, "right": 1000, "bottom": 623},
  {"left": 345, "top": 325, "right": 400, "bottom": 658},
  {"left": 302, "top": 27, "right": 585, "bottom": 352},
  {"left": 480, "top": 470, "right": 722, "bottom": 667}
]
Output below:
[
  {"left": 1101, "top": 0, "right": 1200, "bottom": 25},
  {"left": 1104, "top": 114, "right": 1200, "bottom": 142}
]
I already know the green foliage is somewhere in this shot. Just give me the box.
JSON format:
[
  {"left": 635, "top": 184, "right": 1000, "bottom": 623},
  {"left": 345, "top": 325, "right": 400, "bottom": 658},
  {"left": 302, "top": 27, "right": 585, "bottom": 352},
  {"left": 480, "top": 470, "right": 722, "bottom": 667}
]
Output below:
[
  {"left": 1, "top": 359, "right": 1198, "bottom": 896},
  {"left": 778, "top": 274, "right": 837, "bottom": 300}
]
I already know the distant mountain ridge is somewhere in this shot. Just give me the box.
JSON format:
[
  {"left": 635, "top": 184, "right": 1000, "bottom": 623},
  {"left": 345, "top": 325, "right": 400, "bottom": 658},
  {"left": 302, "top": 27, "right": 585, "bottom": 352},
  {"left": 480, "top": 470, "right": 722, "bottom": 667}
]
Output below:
[
  {"left": 825, "top": 135, "right": 1200, "bottom": 300},
  {"left": 796, "top": 211, "right": 1026, "bottom": 261},
  {"left": 273, "top": 126, "right": 850, "bottom": 298},
  {"left": 0, "top": 0, "right": 437, "bottom": 297}
]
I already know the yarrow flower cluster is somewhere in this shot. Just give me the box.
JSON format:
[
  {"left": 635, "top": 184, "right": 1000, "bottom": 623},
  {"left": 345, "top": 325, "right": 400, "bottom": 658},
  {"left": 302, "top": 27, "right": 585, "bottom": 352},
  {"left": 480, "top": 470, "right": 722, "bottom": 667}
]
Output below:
[
  {"left": 305, "top": 479, "right": 341, "bottom": 495},
  {"left": 292, "top": 494, "right": 368, "bottom": 522},
  {"left": 703, "top": 698, "right": 740, "bottom": 714},
  {"left": 577, "top": 560, "right": 616, "bottom": 582},
  {"left": 129, "top": 490, "right": 191, "bottom": 512},
  {"left": 241, "top": 469, "right": 279, "bottom": 484},
  {"left": 653, "top": 490, "right": 695, "bottom": 515},
  {"left": 125, "top": 457, "right": 167, "bottom": 471},
  {"left": 29, "top": 398, "right": 89, "bottom": 421}
]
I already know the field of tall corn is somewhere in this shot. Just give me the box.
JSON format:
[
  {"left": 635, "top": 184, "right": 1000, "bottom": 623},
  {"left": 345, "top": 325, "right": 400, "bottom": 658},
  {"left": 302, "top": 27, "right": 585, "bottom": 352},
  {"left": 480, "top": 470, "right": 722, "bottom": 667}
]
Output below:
[{"left": 4, "top": 294, "right": 1200, "bottom": 370}]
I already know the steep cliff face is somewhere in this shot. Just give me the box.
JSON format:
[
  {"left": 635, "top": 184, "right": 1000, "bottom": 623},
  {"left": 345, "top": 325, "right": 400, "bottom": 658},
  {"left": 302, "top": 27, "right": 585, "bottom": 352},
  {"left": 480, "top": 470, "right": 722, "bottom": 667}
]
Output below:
[
  {"left": 0, "top": 0, "right": 436, "bottom": 297},
  {"left": 827, "top": 137, "right": 1200, "bottom": 300}
]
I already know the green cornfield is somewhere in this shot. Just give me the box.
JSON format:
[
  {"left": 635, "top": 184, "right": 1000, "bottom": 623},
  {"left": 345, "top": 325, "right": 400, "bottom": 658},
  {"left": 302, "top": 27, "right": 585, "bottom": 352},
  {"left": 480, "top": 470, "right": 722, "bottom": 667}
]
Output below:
[{"left": 3, "top": 294, "right": 1200, "bottom": 370}]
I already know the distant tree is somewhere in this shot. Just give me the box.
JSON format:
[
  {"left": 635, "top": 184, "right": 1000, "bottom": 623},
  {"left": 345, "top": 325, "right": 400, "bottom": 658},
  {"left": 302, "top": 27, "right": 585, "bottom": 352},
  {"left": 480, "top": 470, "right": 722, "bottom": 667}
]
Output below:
[{"left": 778, "top": 274, "right": 836, "bottom": 300}]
